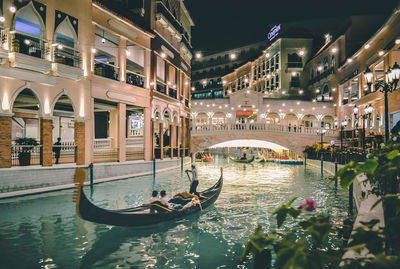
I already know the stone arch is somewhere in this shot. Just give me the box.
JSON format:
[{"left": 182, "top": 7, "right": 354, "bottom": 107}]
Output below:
[
  {"left": 51, "top": 90, "right": 78, "bottom": 118},
  {"left": 152, "top": 107, "right": 161, "bottom": 120},
  {"left": 322, "top": 115, "right": 335, "bottom": 129},
  {"left": 266, "top": 112, "right": 280, "bottom": 124},
  {"left": 303, "top": 114, "right": 317, "bottom": 128},
  {"left": 10, "top": 85, "right": 44, "bottom": 116},
  {"left": 284, "top": 113, "right": 297, "bottom": 126},
  {"left": 13, "top": 2, "right": 46, "bottom": 38},
  {"left": 212, "top": 111, "right": 226, "bottom": 124}
]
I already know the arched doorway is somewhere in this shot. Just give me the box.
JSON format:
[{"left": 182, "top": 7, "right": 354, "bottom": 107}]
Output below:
[
  {"left": 52, "top": 94, "right": 75, "bottom": 164},
  {"left": 212, "top": 112, "right": 226, "bottom": 125},
  {"left": 11, "top": 88, "right": 41, "bottom": 166},
  {"left": 265, "top": 112, "right": 280, "bottom": 124},
  {"left": 284, "top": 113, "right": 298, "bottom": 132},
  {"left": 303, "top": 114, "right": 317, "bottom": 128},
  {"left": 322, "top": 115, "right": 334, "bottom": 129}
]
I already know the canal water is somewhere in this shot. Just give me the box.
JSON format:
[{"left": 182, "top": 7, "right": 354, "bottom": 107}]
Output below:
[{"left": 0, "top": 157, "right": 348, "bottom": 268}]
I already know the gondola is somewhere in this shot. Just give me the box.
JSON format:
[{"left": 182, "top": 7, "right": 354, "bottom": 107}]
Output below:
[
  {"left": 73, "top": 167, "right": 223, "bottom": 227},
  {"left": 229, "top": 155, "right": 255, "bottom": 163}
]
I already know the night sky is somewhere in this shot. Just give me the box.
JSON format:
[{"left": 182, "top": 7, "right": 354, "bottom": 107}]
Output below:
[{"left": 185, "top": 0, "right": 399, "bottom": 53}]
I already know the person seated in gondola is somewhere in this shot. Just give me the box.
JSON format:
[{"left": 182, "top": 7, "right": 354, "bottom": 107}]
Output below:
[
  {"left": 182, "top": 195, "right": 202, "bottom": 211},
  {"left": 240, "top": 149, "right": 247, "bottom": 160},
  {"left": 149, "top": 190, "right": 159, "bottom": 203}
]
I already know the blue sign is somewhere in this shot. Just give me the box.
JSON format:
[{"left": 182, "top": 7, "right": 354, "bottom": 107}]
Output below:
[{"left": 268, "top": 24, "right": 281, "bottom": 41}]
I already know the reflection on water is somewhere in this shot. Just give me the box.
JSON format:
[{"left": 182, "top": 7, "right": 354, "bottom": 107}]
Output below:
[{"left": 0, "top": 157, "right": 348, "bottom": 268}]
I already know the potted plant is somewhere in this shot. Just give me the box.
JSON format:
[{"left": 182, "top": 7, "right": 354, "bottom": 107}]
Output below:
[{"left": 15, "top": 137, "right": 38, "bottom": 166}]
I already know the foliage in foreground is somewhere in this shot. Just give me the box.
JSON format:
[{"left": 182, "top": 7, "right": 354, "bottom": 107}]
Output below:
[{"left": 241, "top": 134, "right": 400, "bottom": 268}]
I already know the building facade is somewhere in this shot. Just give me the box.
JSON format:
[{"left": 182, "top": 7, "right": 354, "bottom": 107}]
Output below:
[{"left": 0, "top": 0, "right": 193, "bottom": 168}]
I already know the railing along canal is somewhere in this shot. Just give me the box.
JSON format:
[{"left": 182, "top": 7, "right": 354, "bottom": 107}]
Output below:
[{"left": 192, "top": 123, "right": 338, "bottom": 136}]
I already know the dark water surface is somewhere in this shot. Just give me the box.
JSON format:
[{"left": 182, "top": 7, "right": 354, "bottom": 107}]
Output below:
[{"left": 0, "top": 157, "right": 348, "bottom": 268}]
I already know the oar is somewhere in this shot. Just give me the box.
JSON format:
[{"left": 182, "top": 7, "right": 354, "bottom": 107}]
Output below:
[{"left": 185, "top": 170, "right": 192, "bottom": 183}]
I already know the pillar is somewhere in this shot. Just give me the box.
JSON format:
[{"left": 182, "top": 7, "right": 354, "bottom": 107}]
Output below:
[
  {"left": 74, "top": 120, "right": 86, "bottom": 165},
  {"left": 40, "top": 118, "right": 53, "bottom": 167},
  {"left": 118, "top": 103, "right": 126, "bottom": 162},
  {"left": 177, "top": 122, "right": 181, "bottom": 158},
  {"left": 186, "top": 118, "right": 191, "bottom": 155},
  {"left": 170, "top": 122, "right": 176, "bottom": 159},
  {"left": 119, "top": 38, "right": 126, "bottom": 82},
  {"left": 159, "top": 122, "right": 164, "bottom": 160},
  {"left": 144, "top": 107, "right": 152, "bottom": 161},
  {"left": 0, "top": 114, "right": 12, "bottom": 168},
  {"left": 181, "top": 117, "right": 186, "bottom": 156}
]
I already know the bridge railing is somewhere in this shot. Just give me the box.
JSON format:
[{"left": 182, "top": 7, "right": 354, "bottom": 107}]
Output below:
[{"left": 192, "top": 123, "right": 338, "bottom": 136}]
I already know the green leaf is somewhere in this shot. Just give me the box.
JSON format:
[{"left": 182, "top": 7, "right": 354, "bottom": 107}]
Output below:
[
  {"left": 386, "top": 149, "right": 399, "bottom": 160},
  {"left": 355, "top": 159, "right": 378, "bottom": 174},
  {"left": 339, "top": 169, "right": 358, "bottom": 190}
]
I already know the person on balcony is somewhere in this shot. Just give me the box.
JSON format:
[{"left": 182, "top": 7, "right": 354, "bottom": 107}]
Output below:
[{"left": 53, "top": 137, "right": 62, "bottom": 164}]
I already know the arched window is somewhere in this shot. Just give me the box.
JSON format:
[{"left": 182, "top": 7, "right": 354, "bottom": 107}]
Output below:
[
  {"left": 54, "top": 17, "right": 78, "bottom": 67},
  {"left": 13, "top": 3, "right": 46, "bottom": 58},
  {"left": 14, "top": 3, "right": 44, "bottom": 38},
  {"left": 55, "top": 17, "right": 76, "bottom": 48}
]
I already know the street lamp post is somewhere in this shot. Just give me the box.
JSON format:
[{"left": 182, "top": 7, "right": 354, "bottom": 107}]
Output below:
[
  {"left": 364, "top": 63, "right": 400, "bottom": 143},
  {"left": 340, "top": 120, "right": 348, "bottom": 150},
  {"left": 353, "top": 105, "right": 360, "bottom": 148},
  {"left": 317, "top": 128, "right": 327, "bottom": 175},
  {"left": 361, "top": 105, "right": 374, "bottom": 151}
]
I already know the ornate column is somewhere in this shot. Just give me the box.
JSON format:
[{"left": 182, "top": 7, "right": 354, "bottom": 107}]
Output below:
[
  {"left": 40, "top": 117, "right": 53, "bottom": 166},
  {"left": 0, "top": 113, "right": 12, "bottom": 168}
]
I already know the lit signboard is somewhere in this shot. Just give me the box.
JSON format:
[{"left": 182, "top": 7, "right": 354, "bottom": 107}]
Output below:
[
  {"left": 268, "top": 24, "right": 281, "bottom": 41},
  {"left": 236, "top": 110, "right": 257, "bottom": 116}
]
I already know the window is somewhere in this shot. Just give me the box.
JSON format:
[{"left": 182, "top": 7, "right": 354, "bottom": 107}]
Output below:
[
  {"left": 54, "top": 17, "right": 78, "bottom": 67},
  {"left": 94, "top": 26, "right": 120, "bottom": 80}
]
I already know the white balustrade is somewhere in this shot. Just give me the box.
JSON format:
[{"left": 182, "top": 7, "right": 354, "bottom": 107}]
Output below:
[
  {"left": 94, "top": 138, "right": 113, "bottom": 150},
  {"left": 192, "top": 123, "right": 338, "bottom": 136}
]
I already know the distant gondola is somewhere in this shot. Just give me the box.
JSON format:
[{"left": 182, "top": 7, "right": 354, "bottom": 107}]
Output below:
[
  {"left": 229, "top": 155, "right": 255, "bottom": 163},
  {"left": 73, "top": 168, "right": 223, "bottom": 227}
]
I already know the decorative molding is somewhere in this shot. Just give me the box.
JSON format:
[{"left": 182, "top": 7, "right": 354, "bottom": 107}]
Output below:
[
  {"left": 0, "top": 65, "right": 57, "bottom": 85},
  {"left": 106, "top": 91, "right": 137, "bottom": 103}
]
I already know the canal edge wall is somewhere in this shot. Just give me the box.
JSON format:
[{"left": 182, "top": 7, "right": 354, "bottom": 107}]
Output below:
[
  {"left": 307, "top": 159, "right": 384, "bottom": 261},
  {"left": 0, "top": 157, "right": 191, "bottom": 199}
]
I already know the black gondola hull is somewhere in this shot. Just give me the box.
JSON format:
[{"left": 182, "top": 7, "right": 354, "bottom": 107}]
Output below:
[{"left": 76, "top": 173, "right": 223, "bottom": 227}]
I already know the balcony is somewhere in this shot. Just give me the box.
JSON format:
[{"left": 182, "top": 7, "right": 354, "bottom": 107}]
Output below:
[
  {"left": 0, "top": 29, "right": 8, "bottom": 62},
  {"left": 157, "top": 81, "right": 167, "bottom": 94},
  {"left": 94, "top": 60, "right": 119, "bottom": 81},
  {"left": 287, "top": 62, "right": 303, "bottom": 71},
  {"left": 126, "top": 71, "right": 144, "bottom": 88},
  {"left": 309, "top": 68, "right": 334, "bottom": 86},
  {"left": 169, "top": 88, "right": 177, "bottom": 99},
  {"left": 9, "top": 31, "right": 51, "bottom": 74},
  {"left": 155, "top": 1, "right": 183, "bottom": 34},
  {"left": 52, "top": 45, "right": 83, "bottom": 80}
]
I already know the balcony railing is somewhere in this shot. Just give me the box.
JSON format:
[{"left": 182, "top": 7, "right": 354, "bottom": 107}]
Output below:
[
  {"left": 94, "top": 138, "right": 113, "bottom": 150},
  {"left": 11, "top": 145, "right": 42, "bottom": 166},
  {"left": 169, "top": 88, "right": 177, "bottom": 99},
  {"left": 192, "top": 123, "right": 338, "bottom": 136},
  {"left": 52, "top": 143, "right": 76, "bottom": 164},
  {"left": 54, "top": 45, "right": 81, "bottom": 68},
  {"left": 309, "top": 68, "right": 334, "bottom": 85},
  {"left": 157, "top": 81, "right": 167, "bottom": 94},
  {"left": 94, "top": 60, "right": 119, "bottom": 81},
  {"left": 287, "top": 62, "right": 302, "bottom": 68},
  {"left": 10, "top": 31, "right": 49, "bottom": 59},
  {"left": 126, "top": 70, "right": 144, "bottom": 88}
]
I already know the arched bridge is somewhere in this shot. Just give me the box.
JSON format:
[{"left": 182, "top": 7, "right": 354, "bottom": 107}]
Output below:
[{"left": 191, "top": 123, "right": 339, "bottom": 156}]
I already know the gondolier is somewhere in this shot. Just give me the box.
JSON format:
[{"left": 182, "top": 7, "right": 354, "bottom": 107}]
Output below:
[{"left": 186, "top": 163, "right": 199, "bottom": 196}]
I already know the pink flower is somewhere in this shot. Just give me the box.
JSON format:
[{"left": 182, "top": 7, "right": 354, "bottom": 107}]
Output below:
[{"left": 300, "top": 199, "right": 316, "bottom": 212}]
